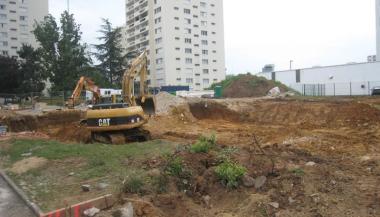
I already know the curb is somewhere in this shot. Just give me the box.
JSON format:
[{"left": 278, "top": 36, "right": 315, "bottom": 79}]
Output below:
[{"left": 0, "top": 170, "right": 43, "bottom": 217}]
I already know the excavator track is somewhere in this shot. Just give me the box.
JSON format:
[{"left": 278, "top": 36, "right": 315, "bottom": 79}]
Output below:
[{"left": 91, "top": 128, "right": 151, "bottom": 145}]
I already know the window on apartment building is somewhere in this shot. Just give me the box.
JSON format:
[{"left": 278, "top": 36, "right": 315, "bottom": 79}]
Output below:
[
  {"left": 175, "top": 27, "right": 180, "bottom": 30},
  {"left": 186, "top": 78, "right": 193, "bottom": 84},
  {"left": 184, "top": 28, "right": 191, "bottom": 34},
  {"left": 203, "top": 79, "right": 210, "bottom": 85},
  {"left": 11, "top": 46, "right": 17, "bottom": 49},
  {"left": 156, "top": 47, "right": 163, "bottom": 54},
  {"left": 156, "top": 58, "right": 163, "bottom": 64},
  {"left": 185, "top": 38, "right": 192, "bottom": 44},
  {"left": 175, "top": 37, "right": 180, "bottom": 40},
  {"left": 0, "top": 14, "right": 6, "bottom": 20},
  {"left": 200, "top": 2, "right": 207, "bottom": 7},
  {"left": 0, "top": 23, "right": 6, "bottom": 28},
  {"left": 193, "top": 15, "right": 198, "bottom": 18},
  {"left": 154, "top": 7, "right": 161, "bottom": 14},
  {"left": 213, "top": 69, "right": 218, "bottom": 72},
  {"left": 177, "top": 78, "right": 181, "bottom": 81},
  {"left": 176, "top": 57, "right": 181, "bottom": 61},
  {"left": 185, "top": 48, "right": 192, "bottom": 54},
  {"left": 194, "top": 34, "right": 199, "bottom": 38},
  {"left": 154, "top": 17, "right": 161, "bottom": 24},
  {"left": 0, "top": 32, "right": 7, "bottom": 37},
  {"left": 174, "top": 7, "right": 179, "bottom": 10},
  {"left": 193, "top": 5, "right": 198, "bottom": 9},
  {"left": 10, "top": 28, "right": 17, "bottom": 31},
  {"left": 203, "top": 69, "right": 209, "bottom": 74},
  {"left": 212, "top": 32, "right": 216, "bottom": 35},
  {"left": 2, "top": 50, "right": 8, "bottom": 55},
  {"left": 0, "top": 5, "right": 5, "bottom": 9},
  {"left": 2, "top": 41, "right": 8, "bottom": 46},
  {"left": 212, "top": 50, "right": 216, "bottom": 53},
  {"left": 155, "top": 37, "right": 162, "bottom": 44},
  {"left": 174, "top": 17, "right": 179, "bottom": 20},
  {"left": 201, "top": 40, "right": 208, "bottom": 45},
  {"left": 212, "top": 41, "right": 216, "bottom": 44},
  {"left": 11, "top": 37, "right": 17, "bottom": 40},
  {"left": 213, "top": 60, "right": 217, "bottom": 63},
  {"left": 175, "top": 47, "right": 180, "bottom": 51},
  {"left": 194, "top": 54, "right": 199, "bottom": 57},
  {"left": 201, "top": 31, "right": 207, "bottom": 36},
  {"left": 213, "top": 78, "right": 218, "bottom": 82},
  {"left": 202, "top": 59, "right": 208, "bottom": 64},
  {"left": 184, "top": 18, "right": 191, "bottom": 24},
  {"left": 184, "top": 9, "right": 191, "bottom": 14},
  {"left": 211, "top": 22, "right": 216, "bottom": 26},
  {"left": 155, "top": 27, "right": 162, "bottom": 34},
  {"left": 20, "top": 16, "right": 27, "bottom": 21},
  {"left": 9, "top": 10, "right": 16, "bottom": 13},
  {"left": 185, "top": 58, "right": 192, "bottom": 64},
  {"left": 202, "top": 50, "right": 208, "bottom": 55},
  {"left": 200, "top": 11, "right": 207, "bottom": 17},
  {"left": 211, "top": 4, "right": 215, "bottom": 7},
  {"left": 211, "top": 13, "right": 215, "bottom": 16},
  {"left": 9, "top": 1, "right": 16, "bottom": 5},
  {"left": 201, "top": 21, "right": 207, "bottom": 26}
]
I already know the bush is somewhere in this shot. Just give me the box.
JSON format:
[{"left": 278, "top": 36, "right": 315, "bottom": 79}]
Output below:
[
  {"left": 190, "top": 134, "right": 216, "bottom": 153},
  {"left": 165, "top": 156, "right": 184, "bottom": 177},
  {"left": 123, "top": 176, "right": 144, "bottom": 194},
  {"left": 215, "top": 161, "right": 247, "bottom": 188}
]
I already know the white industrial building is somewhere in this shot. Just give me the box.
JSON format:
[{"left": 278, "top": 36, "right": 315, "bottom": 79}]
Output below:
[
  {"left": 0, "top": 0, "right": 48, "bottom": 58},
  {"left": 123, "top": 0, "right": 226, "bottom": 90},
  {"left": 258, "top": 0, "right": 380, "bottom": 96}
]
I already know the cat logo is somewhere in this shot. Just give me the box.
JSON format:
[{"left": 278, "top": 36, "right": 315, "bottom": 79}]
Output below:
[{"left": 98, "top": 118, "right": 111, "bottom": 127}]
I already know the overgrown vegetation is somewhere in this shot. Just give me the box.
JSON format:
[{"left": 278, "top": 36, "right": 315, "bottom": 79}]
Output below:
[
  {"left": 190, "top": 134, "right": 216, "bottom": 153},
  {"left": 215, "top": 161, "right": 247, "bottom": 188},
  {"left": 164, "top": 155, "right": 185, "bottom": 177},
  {"left": 123, "top": 175, "right": 145, "bottom": 194}
]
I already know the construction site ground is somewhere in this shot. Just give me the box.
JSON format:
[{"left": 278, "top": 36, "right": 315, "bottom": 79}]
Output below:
[{"left": 0, "top": 96, "right": 379, "bottom": 217}]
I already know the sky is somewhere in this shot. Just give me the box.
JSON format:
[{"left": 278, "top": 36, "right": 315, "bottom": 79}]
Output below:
[{"left": 49, "top": 0, "right": 376, "bottom": 74}]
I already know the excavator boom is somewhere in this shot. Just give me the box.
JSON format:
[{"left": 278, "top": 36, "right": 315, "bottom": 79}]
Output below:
[{"left": 68, "top": 76, "right": 101, "bottom": 109}]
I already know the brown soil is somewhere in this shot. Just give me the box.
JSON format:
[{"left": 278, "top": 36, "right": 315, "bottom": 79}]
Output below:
[
  {"left": 222, "top": 74, "right": 289, "bottom": 98},
  {"left": 2, "top": 97, "right": 380, "bottom": 216}
]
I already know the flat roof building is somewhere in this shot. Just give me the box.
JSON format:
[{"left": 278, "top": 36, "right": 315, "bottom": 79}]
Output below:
[
  {"left": 0, "top": 0, "right": 48, "bottom": 57},
  {"left": 123, "top": 0, "right": 226, "bottom": 90}
]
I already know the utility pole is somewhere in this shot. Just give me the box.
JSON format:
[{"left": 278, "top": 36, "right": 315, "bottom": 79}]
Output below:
[
  {"left": 290, "top": 60, "right": 293, "bottom": 70},
  {"left": 67, "top": 0, "right": 70, "bottom": 13}
]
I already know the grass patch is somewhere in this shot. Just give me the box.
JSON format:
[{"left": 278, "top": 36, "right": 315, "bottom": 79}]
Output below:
[
  {"left": 291, "top": 168, "right": 305, "bottom": 176},
  {"left": 215, "top": 161, "right": 247, "bottom": 188},
  {"left": 190, "top": 134, "right": 216, "bottom": 153},
  {"left": 0, "top": 139, "right": 177, "bottom": 211}
]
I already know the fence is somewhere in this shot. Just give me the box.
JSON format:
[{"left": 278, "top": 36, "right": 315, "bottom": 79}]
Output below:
[
  {"left": 0, "top": 91, "right": 89, "bottom": 110},
  {"left": 288, "top": 81, "right": 380, "bottom": 96}
]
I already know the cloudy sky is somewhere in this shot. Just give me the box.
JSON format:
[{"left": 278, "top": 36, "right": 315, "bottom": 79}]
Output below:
[{"left": 49, "top": 0, "right": 376, "bottom": 74}]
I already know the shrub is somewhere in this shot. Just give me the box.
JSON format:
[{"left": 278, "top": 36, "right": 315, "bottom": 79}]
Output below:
[
  {"left": 215, "top": 161, "right": 247, "bottom": 188},
  {"left": 123, "top": 176, "right": 144, "bottom": 194},
  {"left": 217, "top": 147, "right": 239, "bottom": 162},
  {"left": 190, "top": 134, "right": 216, "bottom": 153},
  {"left": 165, "top": 156, "right": 184, "bottom": 177}
]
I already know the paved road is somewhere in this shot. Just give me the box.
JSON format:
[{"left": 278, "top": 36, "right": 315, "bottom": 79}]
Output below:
[{"left": 0, "top": 176, "right": 35, "bottom": 217}]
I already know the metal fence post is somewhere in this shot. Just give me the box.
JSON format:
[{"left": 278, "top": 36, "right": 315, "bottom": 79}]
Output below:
[
  {"left": 368, "top": 81, "right": 371, "bottom": 96},
  {"left": 333, "top": 83, "right": 336, "bottom": 96}
]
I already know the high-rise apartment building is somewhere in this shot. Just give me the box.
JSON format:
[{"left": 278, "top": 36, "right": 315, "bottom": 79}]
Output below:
[
  {"left": 124, "top": 0, "right": 226, "bottom": 90},
  {"left": 0, "top": 0, "right": 48, "bottom": 57}
]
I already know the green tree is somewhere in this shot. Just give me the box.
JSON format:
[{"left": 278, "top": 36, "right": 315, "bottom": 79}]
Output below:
[
  {"left": 17, "top": 44, "right": 47, "bottom": 93},
  {"left": 33, "top": 11, "right": 91, "bottom": 93},
  {"left": 93, "top": 18, "right": 126, "bottom": 86},
  {"left": 0, "top": 55, "right": 21, "bottom": 93}
]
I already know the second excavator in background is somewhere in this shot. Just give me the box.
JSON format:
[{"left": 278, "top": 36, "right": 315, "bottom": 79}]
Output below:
[
  {"left": 67, "top": 76, "right": 101, "bottom": 109},
  {"left": 83, "top": 51, "right": 155, "bottom": 144}
]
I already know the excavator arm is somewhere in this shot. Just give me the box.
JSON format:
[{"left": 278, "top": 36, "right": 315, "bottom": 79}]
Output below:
[
  {"left": 68, "top": 76, "right": 101, "bottom": 109},
  {"left": 122, "top": 51, "right": 155, "bottom": 114}
]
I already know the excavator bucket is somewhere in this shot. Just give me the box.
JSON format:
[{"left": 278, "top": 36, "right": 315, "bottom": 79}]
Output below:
[{"left": 136, "top": 96, "right": 156, "bottom": 115}]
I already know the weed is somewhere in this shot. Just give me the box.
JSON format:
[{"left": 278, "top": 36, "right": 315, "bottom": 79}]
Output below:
[
  {"left": 190, "top": 134, "right": 216, "bottom": 153},
  {"left": 217, "top": 147, "right": 239, "bottom": 162},
  {"left": 123, "top": 176, "right": 144, "bottom": 194},
  {"left": 165, "top": 156, "right": 184, "bottom": 177},
  {"left": 215, "top": 161, "right": 247, "bottom": 188},
  {"left": 291, "top": 168, "right": 305, "bottom": 176}
]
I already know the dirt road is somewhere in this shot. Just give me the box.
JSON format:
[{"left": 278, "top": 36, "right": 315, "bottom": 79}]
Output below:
[{"left": 0, "top": 175, "right": 35, "bottom": 217}]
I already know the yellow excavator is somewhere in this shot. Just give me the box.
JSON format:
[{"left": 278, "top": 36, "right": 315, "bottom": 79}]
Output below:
[
  {"left": 84, "top": 51, "right": 155, "bottom": 144},
  {"left": 67, "top": 76, "right": 101, "bottom": 109}
]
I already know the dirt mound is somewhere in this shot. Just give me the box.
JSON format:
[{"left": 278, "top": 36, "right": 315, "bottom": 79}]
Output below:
[
  {"left": 155, "top": 92, "right": 186, "bottom": 115},
  {"left": 0, "top": 110, "right": 82, "bottom": 132},
  {"left": 222, "top": 74, "right": 289, "bottom": 98},
  {"left": 189, "top": 101, "right": 242, "bottom": 122},
  {"left": 50, "top": 123, "right": 92, "bottom": 143}
]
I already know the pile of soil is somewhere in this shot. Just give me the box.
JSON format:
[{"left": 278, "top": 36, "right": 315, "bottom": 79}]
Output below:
[
  {"left": 155, "top": 92, "right": 186, "bottom": 115},
  {"left": 222, "top": 74, "right": 289, "bottom": 98}
]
